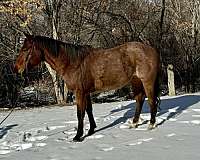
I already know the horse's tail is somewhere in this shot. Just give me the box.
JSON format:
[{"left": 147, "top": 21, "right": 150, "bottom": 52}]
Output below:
[{"left": 155, "top": 69, "right": 161, "bottom": 109}]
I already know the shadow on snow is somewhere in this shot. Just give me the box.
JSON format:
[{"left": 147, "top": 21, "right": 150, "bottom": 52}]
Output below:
[
  {"left": 95, "top": 95, "right": 200, "bottom": 133},
  {"left": 0, "top": 124, "right": 18, "bottom": 139}
]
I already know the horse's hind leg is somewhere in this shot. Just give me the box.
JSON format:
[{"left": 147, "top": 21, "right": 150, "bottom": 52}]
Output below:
[
  {"left": 142, "top": 82, "right": 157, "bottom": 129},
  {"left": 130, "top": 78, "right": 145, "bottom": 128},
  {"left": 86, "top": 94, "right": 97, "bottom": 136},
  {"left": 130, "top": 91, "right": 145, "bottom": 128}
]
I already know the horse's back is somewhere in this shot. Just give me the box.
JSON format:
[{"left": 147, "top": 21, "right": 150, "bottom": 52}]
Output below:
[
  {"left": 88, "top": 42, "right": 159, "bottom": 92},
  {"left": 103, "top": 42, "right": 159, "bottom": 64},
  {"left": 125, "top": 42, "right": 159, "bottom": 60}
]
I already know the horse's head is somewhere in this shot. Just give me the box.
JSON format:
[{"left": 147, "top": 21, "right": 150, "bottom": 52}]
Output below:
[{"left": 14, "top": 34, "right": 43, "bottom": 74}]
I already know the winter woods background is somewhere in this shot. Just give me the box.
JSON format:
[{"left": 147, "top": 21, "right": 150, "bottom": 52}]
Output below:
[{"left": 0, "top": 0, "right": 200, "bottom": 108}]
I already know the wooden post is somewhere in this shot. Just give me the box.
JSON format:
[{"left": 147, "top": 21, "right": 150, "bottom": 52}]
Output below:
[{"left": 167, "top": 64, "right": 176, "bottom": 96}]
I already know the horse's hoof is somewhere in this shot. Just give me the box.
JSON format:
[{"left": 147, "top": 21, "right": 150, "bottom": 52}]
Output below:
[
  {"left": 87, "top": 129, "right": 95, "bottom": 136},
  {"left": 73, "top": 136, "right": 84, "bottom": 142},
  {"left": 128, "top": 121, "right": 138, "bottom": 129},
  {"left": 148, "top": 123, "right": 157, "bottom": 130},
  {"left": 129, "top": 123, "right": 138, "bottom": 128}
]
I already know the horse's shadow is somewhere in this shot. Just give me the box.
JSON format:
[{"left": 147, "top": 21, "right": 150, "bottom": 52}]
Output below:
[
  {"left": 95, "top": 95, "right": 200, "bottom": 133},
  {"left": 0, "top": 124, "right": 18, "bottom": 139}
]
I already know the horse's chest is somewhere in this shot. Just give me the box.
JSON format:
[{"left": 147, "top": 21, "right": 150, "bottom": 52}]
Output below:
[
  {"left": 63, "top": 69, "right": 81, "bottom": 90},
  {"left": 63, "top": 66, "right": 93, "bottom": 91}
]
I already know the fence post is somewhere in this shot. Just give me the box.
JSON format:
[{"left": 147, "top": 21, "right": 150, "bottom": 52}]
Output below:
[{"left": 167, "top": 64, "right": 176, "bottom": 96}]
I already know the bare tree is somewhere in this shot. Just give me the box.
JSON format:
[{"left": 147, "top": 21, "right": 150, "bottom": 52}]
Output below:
[{"left": 43, "top": 0, "right": 68, "bottom": 104}]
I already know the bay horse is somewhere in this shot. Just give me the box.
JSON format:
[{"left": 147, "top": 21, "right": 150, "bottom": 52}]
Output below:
[{"left": 14, "top": 34, "right": 160, "bottom": 141}]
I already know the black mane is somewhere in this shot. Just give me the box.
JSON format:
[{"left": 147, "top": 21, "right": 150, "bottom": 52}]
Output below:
[{"left": 33, "top": 36, "right": 92, "bottom": 62}]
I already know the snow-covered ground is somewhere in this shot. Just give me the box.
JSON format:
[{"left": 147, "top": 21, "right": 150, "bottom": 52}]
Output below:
[{"left": 0, "top": 93, "right": 200, "bottom": 160}]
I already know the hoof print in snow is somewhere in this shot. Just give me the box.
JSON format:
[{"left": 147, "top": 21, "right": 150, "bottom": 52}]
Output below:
[{"left": 23, "top": 132, "right": 32, "bottom": 142}]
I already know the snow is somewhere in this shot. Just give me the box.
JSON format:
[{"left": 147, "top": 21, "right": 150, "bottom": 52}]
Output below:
[
  {"left": 101, "top": 147, "right": 114, "bottom": 152},
  {"left": 87, "top": 134, "right": 104, "bottom": 140},
  {"left": 166, "top": 133, "right": 176, "bottom": 137},
  {"left": 0, "top": 93, "right": 200, "bottom": 160}
]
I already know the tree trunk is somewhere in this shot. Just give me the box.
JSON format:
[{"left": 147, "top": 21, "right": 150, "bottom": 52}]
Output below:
[
  {"left": 167, "top": 64, "right": 176, "bottom": 96},
  {"left": 190, "top": 0, "right": 200, "bottom": 93},
  {"left": 44, "top": 0, "right": 67, "bottom": 104},
  {"left": 159, "top": 0, "right": 166, "bottom": 60}
]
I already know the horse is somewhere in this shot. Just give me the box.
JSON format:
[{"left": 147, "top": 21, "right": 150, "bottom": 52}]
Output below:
[{"left": 14, "top": 34, "right": 160, "bottom": 142}]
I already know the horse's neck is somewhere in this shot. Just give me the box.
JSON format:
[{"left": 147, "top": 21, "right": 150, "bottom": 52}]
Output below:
[
  {"left": 44, "top": 51, "right": 83, "bottom": 90},
  {"left": 42, "top": 48, "right": 60, "bottom": 73},
  {"left": 44, "top": 54, "right": 57, "bottom": 71},
  {"left": 43, "top": 49, "right": 77, "bottom": 77}
]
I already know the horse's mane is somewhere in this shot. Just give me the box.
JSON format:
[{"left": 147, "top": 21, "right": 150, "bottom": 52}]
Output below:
[{"left": 34, "top": 36, "right": 92, "bottom": 62}]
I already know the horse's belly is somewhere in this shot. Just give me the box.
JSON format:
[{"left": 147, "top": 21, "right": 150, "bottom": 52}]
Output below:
[
  {"left": 94, "top": 71, "right": 131, "bottom": 91},
  {"left": 92, "top": 51, "right": 135, "bottom": 91}
]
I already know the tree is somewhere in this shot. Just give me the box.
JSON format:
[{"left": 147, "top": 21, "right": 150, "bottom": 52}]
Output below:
[
  {"left": 1, "top": 0, "right": 200, "bottom": 107},
  {"left": 43, "top": 0, "right": 68, "bottom": 104}
]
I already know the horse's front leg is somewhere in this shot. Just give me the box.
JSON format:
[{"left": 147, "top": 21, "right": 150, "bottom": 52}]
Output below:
[
  {"left": 86, "top": 94, "right": 96, "bottom": 135},
  {"left": 73, "top": 90, "right": 86, "bottom": 142}
]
